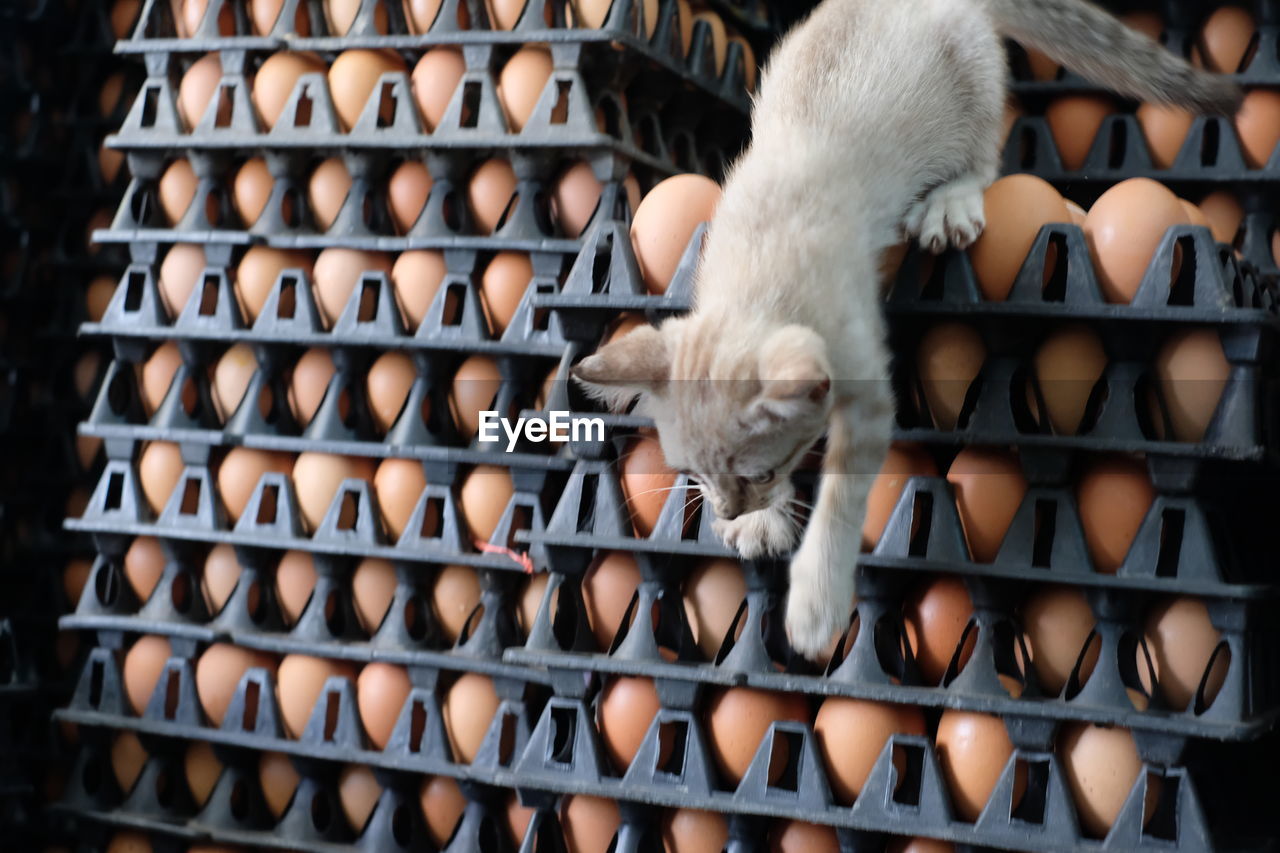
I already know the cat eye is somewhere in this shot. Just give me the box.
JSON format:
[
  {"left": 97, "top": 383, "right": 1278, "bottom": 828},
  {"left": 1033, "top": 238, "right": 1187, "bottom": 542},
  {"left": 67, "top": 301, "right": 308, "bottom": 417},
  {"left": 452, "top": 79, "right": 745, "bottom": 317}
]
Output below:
[{"left": 746, "top": 471, "right": 773, "bottom": 485}]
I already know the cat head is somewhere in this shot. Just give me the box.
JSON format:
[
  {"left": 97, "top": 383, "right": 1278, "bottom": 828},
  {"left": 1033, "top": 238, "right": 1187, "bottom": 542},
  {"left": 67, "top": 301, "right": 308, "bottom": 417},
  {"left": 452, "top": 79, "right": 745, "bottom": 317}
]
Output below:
[{"left": 572, "top": 318, "right": 832, "bottom": 520}]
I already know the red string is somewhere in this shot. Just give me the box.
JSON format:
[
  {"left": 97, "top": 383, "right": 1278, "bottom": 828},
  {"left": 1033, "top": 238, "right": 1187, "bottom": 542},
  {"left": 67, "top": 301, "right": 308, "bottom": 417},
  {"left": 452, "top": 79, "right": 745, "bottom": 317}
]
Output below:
[{"left": 473, "top": 538, "right": 536, "bottom": 574}]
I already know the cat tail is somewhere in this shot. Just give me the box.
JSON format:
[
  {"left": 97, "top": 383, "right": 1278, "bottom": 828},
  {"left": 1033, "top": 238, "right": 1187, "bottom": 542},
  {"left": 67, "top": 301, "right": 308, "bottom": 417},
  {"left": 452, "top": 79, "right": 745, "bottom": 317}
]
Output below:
[{"left": 987, "top": 0, "right": 1242, "bottom": 115}]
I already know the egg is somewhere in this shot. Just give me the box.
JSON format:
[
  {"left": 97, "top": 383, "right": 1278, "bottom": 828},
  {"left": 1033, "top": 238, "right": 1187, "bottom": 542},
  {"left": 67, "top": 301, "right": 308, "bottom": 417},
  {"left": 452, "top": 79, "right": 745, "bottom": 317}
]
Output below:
[
  {"left": 1198, "top": 191, "right": 1243, "bottom": 244},
  {"left": 487, "top": 0, "right": 546, "bottom": 28},
  {"left": 518, "top": 572, "right": 549, "bottom": 636},
  {"left": 1044, "top": 96, "right": 1114, "bottom": 170},
  {"left": 405, "top": 0, "right": 446, "bottom": 33},
  {"left": 338, "top": 764, "right": 382, "bottom": 832},
  {"left": 138, "top": 441, "right": 185, "bottom": 514},
  {"left": 419, "top": 776, "right": 467, "bottom": 844},
  {"left": 968, "top": 174, "right": 1070, "bottom": 300},
  {"left": 111, "top": 731, "right": 147, "bottom": 791},
  {"left": 1033, "top": 324, "right": 1107, "bottom": 435},
  {"left": 730, "top": 35, "right": 758, "bottom": 90},
  {"left": 328, "top": 50, "right": 407, "bottom": 130},
  {"left": 100, "top": 140, "right": 125, "bottom": 184},
  {"left": 326, "top": 0, "right": 388, "bottom": 34},
  {"left": 1195, "top": 6, "right": 1255, "bottom": 72},
  {"left": 630, "top": 174, "right": 720, "bottom": 294},
  {"left": 903, "top": 576, "right": 972, "bottom": 684},
  {"left": 561, "top": 795, "right": 621, "bottom": 853},
  {"left": 139, "top": 342, "right": 183, "bottom": 417},
  {"left": 123, "top": 635, "right": 171, "bottom": 714},
  {"left": 124, "top": 537, "right": 166, "bottom": 601},
  {"left": 888, "top": 839, "right": 955, "bottom": 853},
  {"left": 1121, "top": 10, "right": 1163, "bottom": 40},
  {"left": 706, "top": 687, "right": 809, "bottom": 786},
  {"left": 1022, "top": 585, "right": 1097, "bottom": 695},
  {"left": 313, "top": 248, "right": 394, "bottom": 326},
  {"left": 598, "top": 674, "right": 664, "bottom": 770},
  {"left": 259, "top": 751, "right": 300, "bottom": 817},
  {"left": 411, "top": 48, "right": 466, "bottom": 130},
  {"left": 158, "top": 243, "right": 207, "bottom": 316},
  {"left": 62, "top": 559, "right": 92, "bottom": 608},
  {"left": 202, "top": 543, "right": 242, "bottom": 614},
  {"left": 1064, "top": 199, "right": 1087, "bottom": 225},
  {"left": 367, "top": 350, "right": 416, "bottom": 432},
  {"left": 1084, "top": 178, "right": 1189, "bottom": 303},
  {"left": 353, "top": 557, "right": 398, "bottom": 633},
  {"left": 662, "top": 809, "right": 729, "bottom": 853},
  {"left": 356, "top": 662, "right": 411, "bottom": 749},
  {"left": 158, "top": 158, "right": 197, "bottom": 224},
  {"left": 391, "top": 250, "right": 447, "bottom": 328},
  {"left": 863, "top": 444, "right": 938, "bottom": 550},
  {"left": 233, "top": 158, "right": 273, "bottom": 226},
  {"left": 813, "top": 699, "right": 925, "bottom": 803},
  {"left": 692, "top": 11, "right": 727, "bottom": 72},
  {"left": 1145, "top": 597, "right": 1229, "bottom": 710},
  {"left": 1059, "top": 723, "right": 1157, "bottom": 837},
  {"left": 770, "top": 821, "right": 839, "bottom": 853},
  {"left": 288, "top": 348, "right": 336, "bottom": 426},
  {"left": 195, "top": 643, "right": 277, "bottom": 725},
  {"left": 620, "top": 431, "right": 678, "bottom": 536},
  {"left": 443, "top": 672, "right": 501, "bottom": 763},
  {"left": 1137, "top": 103, "right": 1194, "bottom": 169},
  {"left": 459, "top": 464, "right": 515, "bottom": 542},
  {"left": 1235, "top": 88, "right": 1280, "bottom": 168},
  {"left": 106, "top": 832, "right": 152, "bottom": 853},
  {"left": 211, "top": 344, "right": 258, "bottom": 421},
  {"left": 388, "top": 160, "right": 432, "bottom": 233},
  {"left": 1153, "top": 329, "right": 1229, "bottom": 442},
  {"left": 450, "top": 355, "right": 502, "bottom": 437},
  {"left": 277, "top": 654, "right": 359, "bottom": 737},
  {"left": 505, "top": 791, "right": 536, "bottom": 845},
  {"left": 178, "top": 54, "right": 222, "bottom": 129},
  {"left": 498, "top": 47, "right": 553, "bottom": 132},
  {"left": 916, "top": 323, "right": 985, "bottom": 430},
  {"left": 1021, "top": 46, "right": 1059, "bottom": 82},
  {"left": 185, "top": 741, "right": 222, "bottom": 805},
  {"left": 947, "top": 448, "right": 1026, "bottom": 563},
  {"left": 935, "top": 710, "right": 1023, "bottom": 821},
  {"left": 235, "top": 246, "right": 315, "bottom": 322},
  {"left": 111, "top": 0, "right": 142, "bottom": 36},
  {"left": 683, "top": 558, "right": 746, "bottom": 658},
  {"left": 275, "top": 550, "right": 316, "bottom": 624},
  {"left": 250, "top": 0, "right": 308, "bottom": 34},
  {"left": 432, "top": 565, "right": 482, "bottom": 643},
  {"left": 575, "top": 0, "right": 657, "bottom": 35},
  {"left": 582, "top": 551, "right": 641, "bottom": 650},
  {"left": 553, "top": 161, "right": 604, "bottom": 237},
  {"left": 253, "top": 52, "right": 327, "bottom": 129},
  {"left": 374, "top": 458, "right": 427, "bottom": 541},
  {"left": 291, "top": 452, "right": 377, "bottom": 531},
  {"left": 217, "top": 448, "right": 295, "bottom": 522},
  {"left": 86, "top": 275, "right": 117, "bottom": 322},
  {"left": 468, "top": 158, "right": 518, "bottom": 233},
  {"left": 308, "top": 157, "right": 352, "bottom": 231},
  {"left": 180, "top": 0, "right": 237, "bottom": 35},
  {"left": 1075, "top": 454, "right": 1154, "bottom": 573}
]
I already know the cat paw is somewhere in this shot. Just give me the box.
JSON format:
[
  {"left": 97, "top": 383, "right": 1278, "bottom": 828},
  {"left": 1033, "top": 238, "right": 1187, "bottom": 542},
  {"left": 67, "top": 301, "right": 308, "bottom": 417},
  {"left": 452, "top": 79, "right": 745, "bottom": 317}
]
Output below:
[
  {"left": 784, "top": 549, "right": 853, "bottom": 660},
  {"left": 713, "top": 507, "right": 796, "bottom": 559},
  {"left": 904, "top": 179, "right": 987, "bottom": 253}
]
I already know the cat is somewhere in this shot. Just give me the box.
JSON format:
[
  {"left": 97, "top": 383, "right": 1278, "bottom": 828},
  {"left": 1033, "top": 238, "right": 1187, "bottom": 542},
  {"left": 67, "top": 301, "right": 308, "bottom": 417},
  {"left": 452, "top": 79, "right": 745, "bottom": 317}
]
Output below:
[{"left": 573, "top": 0, "right": 1240, "bottom": 658}]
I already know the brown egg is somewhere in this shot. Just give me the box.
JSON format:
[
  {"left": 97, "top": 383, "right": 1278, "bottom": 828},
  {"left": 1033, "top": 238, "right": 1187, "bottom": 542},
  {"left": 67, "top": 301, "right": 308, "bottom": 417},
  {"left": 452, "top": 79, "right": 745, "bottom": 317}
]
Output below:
[
  {"left": 969, "top": 174, "right": 1070, "bottom": 300},
  {"left": 505, "top": 791, "right": 536, "bottom": 846},
  {"left": 731, "top": 35, "right": 758, "bottom": 91},
  {"left": 814, "top": 699, "right": 926, "bottom": 803},
  {"left": 459, "top": 464, "right": 514, "bottom": 542},
  {"left": 111, "top": 0, "right": 142, "bottom": 37},
  {"left": 411, "top": 48, "right": 465, "bottom": 130},
  {"left": 357, "top": 662, "right": 411, "bottom": 749},
  {"left": 443, "top": 672, "right": 500, "bottom": 763},
  {"left": 138, "top": 441, "right": 185, "bottom": 514},
  {"left": 313, "top": 248, "right": 394, "bottom": 326},
  {"left": 277, "top": 654, "right": 359, "bottom": 737},
  {"left": 620, "top": 431, "right": 677, "bottom": 536},
  {"left": 388, "top": 160, "right": 432, "bottom": 233},
  {"left": 178, "top": 54, "right": 222, "bottom": 129},
  {"left": 497, "top": 47, "right": 553, "bottom": 132},
  {"left": 259, "top": 751, "right": 299, "bottom": 818},
  {"left": 195, "top": 643, "right": 277, "bottom": 725},
  {"left": 367, "top": 351, "right": 416, "bottom": 432},
  {"left": 235, "top": 246, "right": 314, "bottom": 322},
  {"left": 253, "top": 52, "right": 327, "bottom": 129},
  {"left": 433, "top": 565, "right": 482, "bottom": 643},
  {"left": 692, "top": 11, "right": 727, "bottom": 72},
  {"left": 250, "top": 0, "right": 308, "bottom": 34},
  {"left": 916, "top": 322, "right": 985, "bottom": 430},
  {"left": 1085, "top": 178, "right": 1189, "bottom": 303},
  {"left": 158, "top": 243, "right": 207, "bottom": 316},
  {"left": 158, "top": 158, "right": 197, "bottom": 225},
  {"left": 631, "top": 174, "right": 720, "bottom": 293},
  {"left": 329, "top": 49, "right": 406, "bottom": 130},
  {"left": 139, "top": 342, "right": 183, "bottom": 417},
  {"left": 518, "top": 572, "right": 549, "bottom": 636},
  {"left": 1137, "top": 103, "right": 1194, "bottom": 169},
  {"left": 553, "top": 161, "right": 603, "bottom": 237},
  {"left": 863, "top": 444, "right": 938, "bottom": 549},
  {"left": 124, "top": 537, "right": 166, "bottom": 601},
  {"left": 405, "top": 0, "right": 446, "bottom": 33},
  {"left": 123, "top": 635, "right": 170, "bottom": 714},
  {"left": 935, "top": 710, "right": 1023, "bottom": 821},
  {"left": 468, "top": 158, "right": 518, "bottom": 233},
  {"left": 1045, "top": 96, "right": 1114, "bottom": 170},
  {"left": 1121, "top": 10, "right": 1163, "bottom": 40},
  {"left": 326, "top": 0, "right": 388, "bottom": 34},
  {"left": 1153, "top": 329, "right": 1229, "bottom": 442},
  {"left": 1023, "top": 584, "right": 1098, "bottom": 695},
  {"left": 373, "top": 458, "right": 427, "bottom": 541},
  {"left": 904, "top": 576, "right": 973, "bottom": 684},
  {"left": 1198, "top": 191, "right": 1243, "bottom": 244},
  {"left": 662, "top": 809, "right": 729, "bottom": 853},
  {"left": 202, "top": 543, "right": 242, "bottom": 615},
  {"left": 947, "top": 448, "right": 1026, "bottom": 563},
  {"left": 233, "top": 158, "right": 273, "bottom": 226},
  {"left": 292, "top": 452, "right": 377, "bottom": 531},
  {"left": 352, "top": 557, "right": 397, "bottom": 633},
  {"left": 99, "top": 71, "right": 126, "bottom": 118},
  {"left": 683, "top": 558, "right": 746, "bottom": 659},
  {"left": 275, "top": 550, "right": 316, "bottom": 624},
  {"left": 338, "top": 764, "right": 381, "bottom": 832},
  {"left": 106, "top": 832, "right": 152, "bottom": 853},
  {"left": 1033, "top": 324, "right": 1107, "bottom": 435},
  {"left": 218, "top": 448, "right": 295, "bottom": 522},
  {"left": 391, "top": 250, "right": 446, "bottom": 328},
  {"left": 575, "top": 0, "right": 657, "bottom": 35},
  {"left": 581, "top": 551, "right": 641, "bottom": 650},
  {"left": 111, "top": 731, "right": 147, "bottom": 792},
  {"left": 63, "top": 559, "right": 92, "bottom": 609},
  {"left": 770, "top": 821, "right": 840, "bottom": 853},
  {"left": 211, "top": 344, "right": 258, "bottom": 421},
  {"left": 1145, "top": 597, "right": 1229, "bottom": 710},
  {"left": 420, "top": 776, "right": 467, "bottom": 844},
  {"left": 561, "top": 795, "right": 621, "bottom": 853},
  {"left": 87, "top": 275, "right": 117, "bottom": 322},
  {"left": 888, "top": 839, "right": 955, "bottom": 853},
  {"left": 1064, "top": 199, "right": 1087, "bottom": 225},
  {"left": 288, "top": 348, "right": 336, "bottom": 426},
  {"left": 180, "top": 0, "right": 237, "bottom": 36},
  {"left": 185, "top": 741, "right": 222, "bottom": 805},
  {"left": 598, "top": 674, "right": 664, "bottom": 770},
  {"left": 481, "top": 252, "right": 532, "bottom": 334},
  {"left": 450, "top": 355, "right": 502, "bottom": 437},
  {"left": 1234, "top": 88, "right": 1280, "bottom": 168},
  {"left": 1195, "top": 6, "right": 1255, "bottom": 72},
  {"left": 308, "top": 157, "right": 352, "bottom": 231},
  {"left": 706, "top": 687, "right": 809, "bottom": 786},
  {"left": 1060, "top": 723, "right": 1157, "bottom": 837},
  {"left": 1022, "top": 46, "right": 1059, "bottom": 82},
  {"left": 1076, "top": 455, "right": 1154, "bottom": 573}
]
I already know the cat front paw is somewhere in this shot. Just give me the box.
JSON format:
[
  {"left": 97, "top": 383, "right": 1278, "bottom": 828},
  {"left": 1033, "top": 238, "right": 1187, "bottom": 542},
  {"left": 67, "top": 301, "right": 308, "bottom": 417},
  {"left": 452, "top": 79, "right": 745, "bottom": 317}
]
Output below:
[
  {"left": 785, "top": 546, "right": 855, "bottom": 660},
  {"left": 903, "top": 177, "right": 987, "bottom": 253},
  {"left": 712, "top": 506, "right": 797, "bottom": 559}
]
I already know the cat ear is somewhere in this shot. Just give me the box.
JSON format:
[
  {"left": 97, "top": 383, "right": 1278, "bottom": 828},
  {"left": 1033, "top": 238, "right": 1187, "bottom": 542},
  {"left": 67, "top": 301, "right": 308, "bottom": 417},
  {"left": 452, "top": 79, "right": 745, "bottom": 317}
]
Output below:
[
  {"left": 750, "top": 325, "right": 831, "bottom": 424},
  {"left": 571, "top": 324, "right": 672, "bottom": 412}
]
